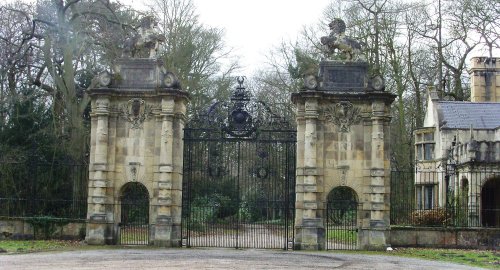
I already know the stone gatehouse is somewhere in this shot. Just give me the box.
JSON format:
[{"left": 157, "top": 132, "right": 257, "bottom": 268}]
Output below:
[{"left": 85, "top": 18, "right": 395, "bottom": 250}]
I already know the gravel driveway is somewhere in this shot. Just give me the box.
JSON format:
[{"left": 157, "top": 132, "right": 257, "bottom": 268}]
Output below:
[{"left": 0, "top": 248, "right": 485, "bottom": 270}]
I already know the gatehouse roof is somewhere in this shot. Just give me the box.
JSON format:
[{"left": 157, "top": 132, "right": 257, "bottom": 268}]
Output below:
[{"left": 438, "top": 101, "right": 500, "bottom": 129}]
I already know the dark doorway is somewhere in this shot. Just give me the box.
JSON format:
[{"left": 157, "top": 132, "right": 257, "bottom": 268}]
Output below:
[
  {"left": 119, "top": 182, "right": 150, "bottom": 245},
  {"left": 481, "top": 178, "right": 500, "bottom": 227},
  {"left": 326, "top": 186, "right": 359, "bottom": 250}
]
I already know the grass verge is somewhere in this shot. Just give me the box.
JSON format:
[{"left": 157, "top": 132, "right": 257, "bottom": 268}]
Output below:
[
  {"left": 337, "top": 248, "right": 500, "bottom": 269},
  {"left": 0, "top": 240, "right": 84, "bottom": 253},
  {"left": 389, "top": 248, "right": 500, "bottom": 269}
]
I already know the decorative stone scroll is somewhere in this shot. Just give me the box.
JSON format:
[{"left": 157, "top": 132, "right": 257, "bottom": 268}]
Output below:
[{"left": 323, "top": 101, "right": 361, "bottom": 132}]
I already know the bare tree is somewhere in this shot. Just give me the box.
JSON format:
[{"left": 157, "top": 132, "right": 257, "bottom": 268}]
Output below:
[
  {"left": 1, "top": 0, "right": 137, "bottom": 159},
  {"left": 0, "top": 3, "right": 35, "bottom": 129},
  {"left": 148, "top": 0, "right": 239, "bottom": 115}
]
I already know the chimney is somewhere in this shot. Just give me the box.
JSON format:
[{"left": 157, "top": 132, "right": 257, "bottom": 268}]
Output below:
[
  {"left": 428, "top": 85, "right": 439, "bottom": 101},
  {"left": 469, "top": 57, "right": 500, "bottom": 102}
]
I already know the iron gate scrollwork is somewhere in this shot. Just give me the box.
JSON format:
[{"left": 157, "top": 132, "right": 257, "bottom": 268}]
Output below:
[{"left": 182, "top": 77, "right": 296, "bottom": 249}]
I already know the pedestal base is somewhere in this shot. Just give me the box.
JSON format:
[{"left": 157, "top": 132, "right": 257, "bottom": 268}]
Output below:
[
  {"left": 85, "top": 221, "right": 115, "bottom": 245},
  {"left": 358, "top": 228, "right": 390, "bottom": 250},
  {"left": 294, "top": 218, "right": 325, "bottom": 250}
]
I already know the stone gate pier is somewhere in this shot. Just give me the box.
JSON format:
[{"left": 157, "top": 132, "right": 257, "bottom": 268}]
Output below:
[
  {"left": 292, "top": 19, "right": 395, "bottom": 250},
  {"left": 85, "top": 17, "right": 188, "bottom": 247},
  {"left": 85, "top": 57, "right": 188, "bottom": 246}
]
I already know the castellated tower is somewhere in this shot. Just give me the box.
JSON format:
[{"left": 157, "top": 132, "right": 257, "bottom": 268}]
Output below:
[{"left": 470, "top": 57, "right": 500, "bottom": 103}]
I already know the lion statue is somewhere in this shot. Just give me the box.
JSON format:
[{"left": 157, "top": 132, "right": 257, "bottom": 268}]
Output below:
[
  {"left": 320, "top": 19, "right": 364, "bottom": 61},
  {"left": 123, "top": 16, "right": 165, "bottom": 58}
]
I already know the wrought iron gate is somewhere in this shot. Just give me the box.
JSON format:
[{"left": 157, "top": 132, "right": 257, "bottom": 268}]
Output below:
[
  {"left": 182, "top": 78, "right": 296, "bottom": 249},
  {"left": 118, "top": 182, "right": 150, "bottom": 245},
  {"left": 326, "top": 200, "right": 359, "bottom": 250}
]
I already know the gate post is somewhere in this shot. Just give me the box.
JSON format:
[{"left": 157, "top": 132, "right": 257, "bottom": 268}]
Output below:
[
  {"left": 86, "top": 17, "right": 189, "bottom": 246},
  {"left": 294, "top": 95, "right": 325, "bottom": 250},
  {"left": 152, "top": 95, "right": 188, "bottom": 247},
  {"left": 86, "top": 95, "right": 113, "bottom": 245},
  {"left": 292, "top": 19, "right": 395, "bottom": 250}
]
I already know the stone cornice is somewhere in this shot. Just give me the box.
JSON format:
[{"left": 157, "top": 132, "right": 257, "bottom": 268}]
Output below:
[
  {"left": 291, "top": 90, "right": 396, "bottom": 105},
  {"left": 88, "top": 88, "right": 190, "bottom": 102}
]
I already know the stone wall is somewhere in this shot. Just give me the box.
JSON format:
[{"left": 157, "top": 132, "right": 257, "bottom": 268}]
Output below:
[
  {"left": 391, "top": 227, "right": 500, "bottom": 249},
  {"left": 0, "top": 218, "right": 85, "bottom": 240}
]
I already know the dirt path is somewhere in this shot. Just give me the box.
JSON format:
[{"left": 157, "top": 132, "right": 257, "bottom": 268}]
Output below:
[{"left": 0, "top": 248, "right": 485, "bottom": 270}]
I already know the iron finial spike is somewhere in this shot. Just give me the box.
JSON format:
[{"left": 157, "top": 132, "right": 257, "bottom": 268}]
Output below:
[{"left": 236, "top": 76, "right": 245, "bottom": 88}]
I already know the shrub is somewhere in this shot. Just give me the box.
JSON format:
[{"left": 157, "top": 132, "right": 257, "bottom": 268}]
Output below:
[{"left": 410, "top": 208, "right": 451, "bottom": 226}]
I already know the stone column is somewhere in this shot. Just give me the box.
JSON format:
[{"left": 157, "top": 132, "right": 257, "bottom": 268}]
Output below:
[
  {"left": 295, "top": 97, "right": 325, "bottom": 250},
  {"left": 151, "top": 94, "right": 187, "bottom": 247},
  {"left": 468, "top": 171, "right": 481, "bottom": 226},
  {"left": 86, "top": 96, "right": 111, "bottom": 245},
  {"left": 170, "top": 99, "right": 187, "bottom": 246},
  {"left": 152, "top": 97, "right": 175, "bottom": 246},
  {"left": 359, "top": 100, "right": 390, "bottom": 250}
]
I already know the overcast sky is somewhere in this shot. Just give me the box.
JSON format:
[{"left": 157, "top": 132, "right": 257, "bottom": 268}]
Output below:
[
  {"left": 192, "top": 0, "right": 331, "bottom": 75},
  {"left": 126, "top": 0, "right": 332, "bottom": 75}
]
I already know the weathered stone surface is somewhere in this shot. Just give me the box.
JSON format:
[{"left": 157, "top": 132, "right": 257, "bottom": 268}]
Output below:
[
  {"left": 292, "top": 59, "right": 395, "bottom": 250},
  {"left": 391, "top": 227, "right": 500, "bottom": 249},
  {"left": 319, "top": 61, "right": 368, "bottom": 91},
  {"left": 86, "top": 57, "right": 188, "bottom": 247}
]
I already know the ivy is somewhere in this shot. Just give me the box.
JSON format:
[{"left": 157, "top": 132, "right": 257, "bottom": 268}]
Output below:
[{"left": 25, "top": 216, "right": 70, "bottom": 240}]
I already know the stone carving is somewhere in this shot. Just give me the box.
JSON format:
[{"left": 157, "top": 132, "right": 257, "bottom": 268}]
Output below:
[
  {"left": 123, "top": 16, "right": 165, "bottom": 58},
  {"left": 320, "top": 19, "right": 364, "bottom": 61},
  {"left": 95, "top": 100, "right": 109, "bottom": 111},
  {"left": 162, "top": 128, "right": 169, "bottom": 143},
  {"left": 338, "top": 166, "right": 349, "bottom": 186},
  {"left": 303, "top": 74, "right": 318, "bottom": 90},
  {"left": 98, "top": 71, "right": 112, "bottom": 87},
  {"left": 324, "top": 101, "right": 361, "bottom": 132},
  {"left": 127, "top": 162, "right": 141, "bottom": 182},
  {"left": 131, "top": 166, "right": 137, "bottom": 182},
  {"left": 120, "top": 98, "right": 153, "bottom": 129}
]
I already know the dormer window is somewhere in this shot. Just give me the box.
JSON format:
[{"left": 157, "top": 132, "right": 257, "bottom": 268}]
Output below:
[{"left": 415, "top": 129, "right": 435, "bottom": 161}]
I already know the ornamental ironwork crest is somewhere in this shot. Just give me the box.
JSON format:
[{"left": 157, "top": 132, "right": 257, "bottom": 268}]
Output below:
[
  {"left": 324, "top": 101, "right": 361, "bottom": 132},
  {"left": 120, "top": 98, "right": 153, "bottom": 129},
  {"left": 186, "top": 76, "right": 295, "bottom": 139}
]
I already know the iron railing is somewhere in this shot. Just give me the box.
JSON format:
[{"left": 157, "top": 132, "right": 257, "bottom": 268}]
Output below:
[
  {"left": 390, "top": 169, "right": 500, "bottom": 228},
  {"left": 0, "top": 160, "right": 88, "bottom": 220}
]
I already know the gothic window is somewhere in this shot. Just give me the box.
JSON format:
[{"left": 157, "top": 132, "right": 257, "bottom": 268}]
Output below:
[
  {"left": 415, "top": 130, "right": 435, "bottom": 161},
  {"left": 416, "top": 184, "right": 436, "bottom": 210}
]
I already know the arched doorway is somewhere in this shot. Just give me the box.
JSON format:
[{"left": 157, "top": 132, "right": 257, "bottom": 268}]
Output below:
[
  {"left": 119, "top": 182, "right": 150, "bottom": 245},
  {"left": 326, "top": 186, "right": 359, "bottom": 250},
  {"left": 481, "top": 178, "right": 500, "bottom": 227}
]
